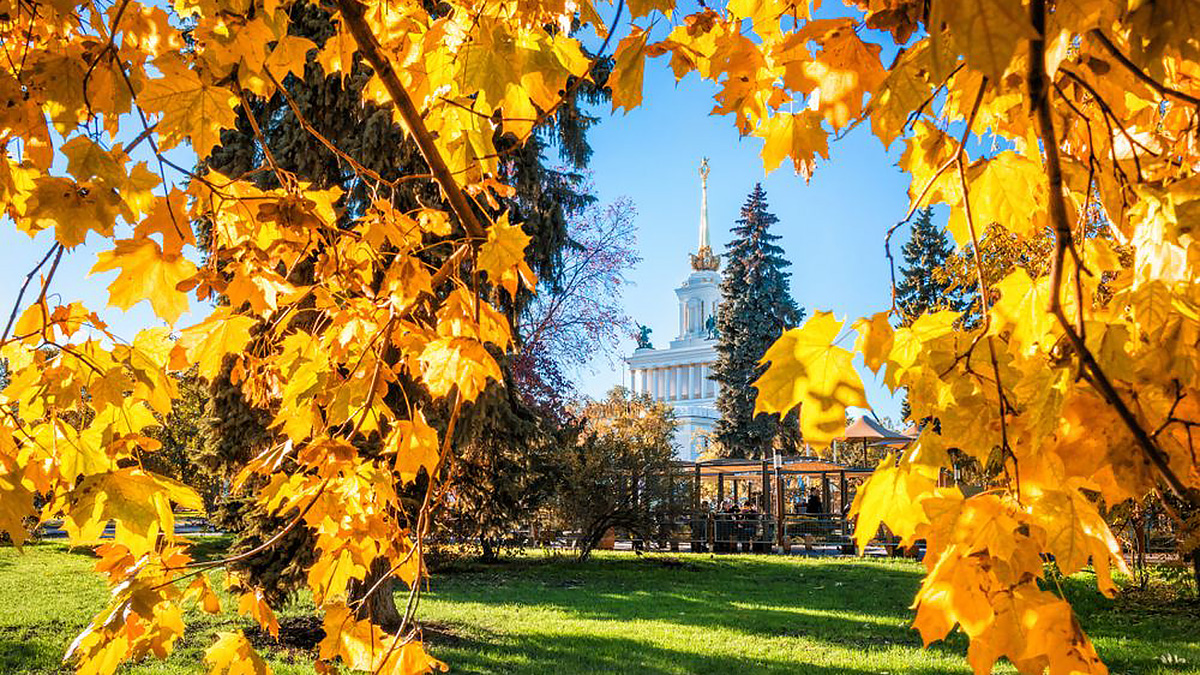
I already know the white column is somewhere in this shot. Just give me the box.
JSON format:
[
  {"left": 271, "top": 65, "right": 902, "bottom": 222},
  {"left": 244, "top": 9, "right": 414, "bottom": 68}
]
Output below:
[
  {"left": 654, "top": 368, "right": 662, "bottom": 400},
  {"left": 681, "top": 365, "right": 691, "bottom": 400},
  {"left": 693, "top": 364, "right": 702, "bottom": 398},
  {"left": 705, "top": 365, "right": 715, "bottom": 397},
  {"left": 633, "top": 369, "right": 642, "bottom": 394}
]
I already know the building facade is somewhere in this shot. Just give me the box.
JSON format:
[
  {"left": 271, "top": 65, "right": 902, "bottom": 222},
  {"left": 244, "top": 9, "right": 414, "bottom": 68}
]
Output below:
[{"left": 626, "top": 160, "right": 721, "bottom": 460}]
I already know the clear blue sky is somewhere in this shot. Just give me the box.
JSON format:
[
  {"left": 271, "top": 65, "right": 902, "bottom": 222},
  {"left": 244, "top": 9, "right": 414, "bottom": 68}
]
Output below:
[
  {"left": 577, "top": 58, "right": 910, "bottom": 421},
  {"left": 0, "top": 5, "right": 920, "bottom": 422}
]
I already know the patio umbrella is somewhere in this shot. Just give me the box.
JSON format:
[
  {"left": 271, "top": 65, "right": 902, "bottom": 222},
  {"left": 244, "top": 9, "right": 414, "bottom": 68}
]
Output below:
[{"left": 839, "top": 416, "right": 911, "bottom": 462}]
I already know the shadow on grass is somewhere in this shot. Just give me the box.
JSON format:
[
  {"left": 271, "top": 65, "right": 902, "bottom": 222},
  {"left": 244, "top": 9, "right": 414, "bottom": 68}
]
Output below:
[
  {"left": 431, "top": 631, "right": 965, "bottom": 675},
  {"left": 0, "top": 633, "right": 66, "bottom": 673},
  {"left": 431, "top": 555, "right": 927, "bottom": 633},
  {"left": 426, "top": 553, "right": 1200, "bottom": 674}
]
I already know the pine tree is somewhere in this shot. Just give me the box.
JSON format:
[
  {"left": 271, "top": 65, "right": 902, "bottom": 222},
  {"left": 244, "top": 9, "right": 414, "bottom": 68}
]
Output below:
[
  {"left": 712, "top": 185, "right": 804, "bottom": 458},
  {"left": 894, "top": 207, "right": 967, "bottom": 326}
]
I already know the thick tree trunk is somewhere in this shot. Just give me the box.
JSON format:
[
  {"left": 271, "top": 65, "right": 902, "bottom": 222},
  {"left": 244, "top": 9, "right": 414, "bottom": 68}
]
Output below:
[
  {"left": 348, "top": 557, "right": 402, "bottom": 631},
  {"left": 480, "top": 536, "right": 499, "bottom": 563},
  {"left": 1192, "top": 550, "right": 1200, "bottom": 602},
  {"left": 578, "top": 518, "right": 611, "bottom": 562}
]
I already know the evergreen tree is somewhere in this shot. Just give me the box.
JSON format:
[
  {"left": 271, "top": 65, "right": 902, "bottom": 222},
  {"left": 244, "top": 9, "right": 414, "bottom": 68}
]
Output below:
[
  {"left": 197, "top": 3, "right": 609, "bottom": 623},
  {"left": 894, "top": 207, "right": 967, "bottom": 420},
  {"left": 895, "top": 207, "right": 967, "bottom": 326},
  {"left": 712, "top": 185, "right": 804, "bottom": 458}
]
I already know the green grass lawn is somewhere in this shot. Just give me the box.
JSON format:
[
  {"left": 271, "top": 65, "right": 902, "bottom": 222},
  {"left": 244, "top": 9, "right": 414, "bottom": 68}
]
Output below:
[{"left": 0, "top": 543, "right": 1197, "bottom": 674}]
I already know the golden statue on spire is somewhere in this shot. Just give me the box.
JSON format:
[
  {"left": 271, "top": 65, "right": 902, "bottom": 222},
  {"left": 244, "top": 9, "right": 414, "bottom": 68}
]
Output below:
[{"left": 690, "top": 157, "right": 720, "bottom": 271}]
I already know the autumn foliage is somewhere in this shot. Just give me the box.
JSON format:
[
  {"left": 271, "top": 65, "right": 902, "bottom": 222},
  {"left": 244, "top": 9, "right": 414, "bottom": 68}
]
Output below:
[{"left": 0, "top": 0, "right": 1196, "bottom": 673}]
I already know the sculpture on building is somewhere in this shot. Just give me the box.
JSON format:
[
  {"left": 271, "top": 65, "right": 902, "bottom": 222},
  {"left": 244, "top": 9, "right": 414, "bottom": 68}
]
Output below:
[
  {"left": 705, "top": 314, "right": 718, "bottom": 340},
  {"left": 634, "top": 324, "right": 654, "bottom": 350}
]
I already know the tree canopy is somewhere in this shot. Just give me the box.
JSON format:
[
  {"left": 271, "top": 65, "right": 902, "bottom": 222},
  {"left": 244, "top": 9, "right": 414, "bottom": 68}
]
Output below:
[
  {"left": 1, "top": 1, "right": 1198, "bottom": 674},
  {"left": 895, "top": 207, "right": 968, "bottom": 326},
  {"left": 712, "top": 184, "right": 803, "bottom": 458}
]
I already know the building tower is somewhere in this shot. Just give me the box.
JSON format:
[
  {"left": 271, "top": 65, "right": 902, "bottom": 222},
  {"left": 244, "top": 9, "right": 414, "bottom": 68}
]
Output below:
[{"left": 625, "top": 159, "right": 723, "bottom": 460}]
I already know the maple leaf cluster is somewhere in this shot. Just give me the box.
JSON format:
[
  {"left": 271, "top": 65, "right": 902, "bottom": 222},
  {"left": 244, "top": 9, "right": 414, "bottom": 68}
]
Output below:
[
  {"left": 615, "top": 0, "right": 1200, "bottom": 673},
  {"left": 0, "top": 0, "right": 590, "bottom": 672}
]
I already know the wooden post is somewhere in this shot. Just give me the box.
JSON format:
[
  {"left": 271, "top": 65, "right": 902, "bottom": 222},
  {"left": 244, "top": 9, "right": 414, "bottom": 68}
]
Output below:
[
  {"left": 693, "top": 464, "right": 702, "bottom": 512},
  {"left": 667, "top": 465, "right": 678, "bottom": 551},
  {"left": 761, "top": 460, "right": 770, "bottom": 514},
  {"left": 821, "top": 472, "right": 831, "bottom": 514},
  {"left": 775, "top": 468, "right": 786, "bottom": 550},
  {"left": 733, "top": 477, "right": 739, "bottom": 506},
  {"left": 667, "top": 466, "right": 675, "bottom": 513},
  {"left": 840, "top": 470, "right": 849, "bottom": 514},
  {"left": 717, "top": 472, "right": 725, "bottom": 507}
]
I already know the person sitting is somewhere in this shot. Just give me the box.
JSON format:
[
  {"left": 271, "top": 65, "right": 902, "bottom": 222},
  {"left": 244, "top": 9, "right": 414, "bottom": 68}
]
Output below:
[{"left": 805, "top": 491, "right": 823, "bottom": 515}]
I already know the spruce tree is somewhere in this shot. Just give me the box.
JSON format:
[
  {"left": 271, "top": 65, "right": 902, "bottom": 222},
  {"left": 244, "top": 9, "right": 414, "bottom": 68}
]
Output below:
[
  {"left": 198, "top": 3, "right": 609, "bottom": 622},
  {"left": 712, "top": 185, "right": 804, "bottom": 458},
  {"left": 895, "top": 207, "right": 967, "bottom": 420},
  {"left": 894, "top": 207, "right": 967, "bottom": 325}
]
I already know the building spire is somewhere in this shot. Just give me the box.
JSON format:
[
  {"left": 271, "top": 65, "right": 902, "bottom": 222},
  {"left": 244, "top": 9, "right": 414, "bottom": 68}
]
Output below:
[
  {"left": 699, "top": 157, "right": 710, "bottom": 250},
  {"left": 690, "top": 158, "right": 720, "bottom": 271}
]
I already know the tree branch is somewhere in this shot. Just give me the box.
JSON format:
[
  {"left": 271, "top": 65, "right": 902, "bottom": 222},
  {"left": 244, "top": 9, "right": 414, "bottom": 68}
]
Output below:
[
  {"left": 333, "top": 0, "right": 486, "bottom": 242},
  {"left": 1030, "top": 0, "right": 1196, "bottom": 506},
  {"left": 1089, "top": 29, "right": 1200, "bottom": 108}
]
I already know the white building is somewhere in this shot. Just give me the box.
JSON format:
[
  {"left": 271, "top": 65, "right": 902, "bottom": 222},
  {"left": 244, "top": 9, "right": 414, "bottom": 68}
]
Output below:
[{"left": 626, "top": 160, "right": 722, "bottom": 460}]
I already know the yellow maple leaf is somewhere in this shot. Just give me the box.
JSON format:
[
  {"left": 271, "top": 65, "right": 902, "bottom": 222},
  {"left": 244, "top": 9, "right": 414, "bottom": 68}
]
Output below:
[
  {"left": 418, "top": 337, "right": 501, "bottom": 402},
  {"left": 900, "top": 120, "right": 960, "bottom": 211},
  {"left": 756, "top": 110, "right": 829, "bottom": 179},
  {"left": 318, "top": 25, "right": 357, "bottom": 76},
  {"left": 853, "top": 311, "right": 895, "bottom": 373},
  {"left": 134, "top": 189, "right": 194, "bottom": 256},
  {"left": 384, "top": 641, "right": 448, "bottom": 675},
  {"left": 307, "top": 547, "right": 368, "bottom": 605},
  {"left": 141, "top": 53, "right": 239, "bottom": 157},
  {"left": 628, "top": 0, "right": 673, "bottom": 19},
  {"left": 64, "top": 468, "right": 203, "bottom": 557},
  {"left": 611, "top": 28, "right": 649, "bottom": 113},
  {"left": 205, "top": 631, "right": 273, "bottom": 675},
  {"left": 384, "top": 410, "right": 441, "bottom": 484},
  {"left": 477, "top": 213, "right": 536, "bottom": 297},
  {"left": 186, "top": 575, "right": 222, "bottom": 615},
  {"left": 0, "top": 466, "right": 35, "bottom": 549},
  {"left": 265, "top": 35, "right": 317, "bottom": 83},
  {"left": 172, "top": 309, "right": 258, "bottom": 380},
  {"left": 990, "top": 269, "right": 1055, "bottom": 351},
  {"left": 792, "top": 22, "right": 887, "bottom": 129},
  {"left": 317, "top": 603, "right": 379, "bottom": 671},
  {"left": 90, "top": 238, "right": 197, "bottom": 324},
  {"left": 22, "top": 176, "right": 121, "bottom": 248},
  {"left": 930, "top": 0, "right": 1037, "bottom": 81},
  {"left": 849, "top": 454, "right": 940, "bottom": 550},
  {"left": 753, "top": 311, "right": 868, "bottom": 448},
  {"left": 237, "top": 588, "right": 280, "bottom": 638},
  {"left": 947, "top": 152, "right": 1045, "bottom": 245},
  {"left": 61, "top": 136, "right": 126, "bottom": 185},
  {"left": 436, "top": 288, "right": 512, "bottom": 347},
  {"left": 868, "top": 40, "right": 937, "bottom": 148}
]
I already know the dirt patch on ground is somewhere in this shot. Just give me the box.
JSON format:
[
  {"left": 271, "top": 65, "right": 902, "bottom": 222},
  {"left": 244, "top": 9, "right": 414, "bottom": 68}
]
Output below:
[
  {"left": 246, "top": 615, "right": 325, "bottom": 661},
  {"left": 246, "top": 615, "right": 480, "bottom": 659},
  {"left": 421, "top": 620, "right": 475, "bottom": 648}
]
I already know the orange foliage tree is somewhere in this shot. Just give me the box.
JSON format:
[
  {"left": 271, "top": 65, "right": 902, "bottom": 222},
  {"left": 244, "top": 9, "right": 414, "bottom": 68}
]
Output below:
[{"left": 0, "top": 0, "right": 1197, "bottom": 674}]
